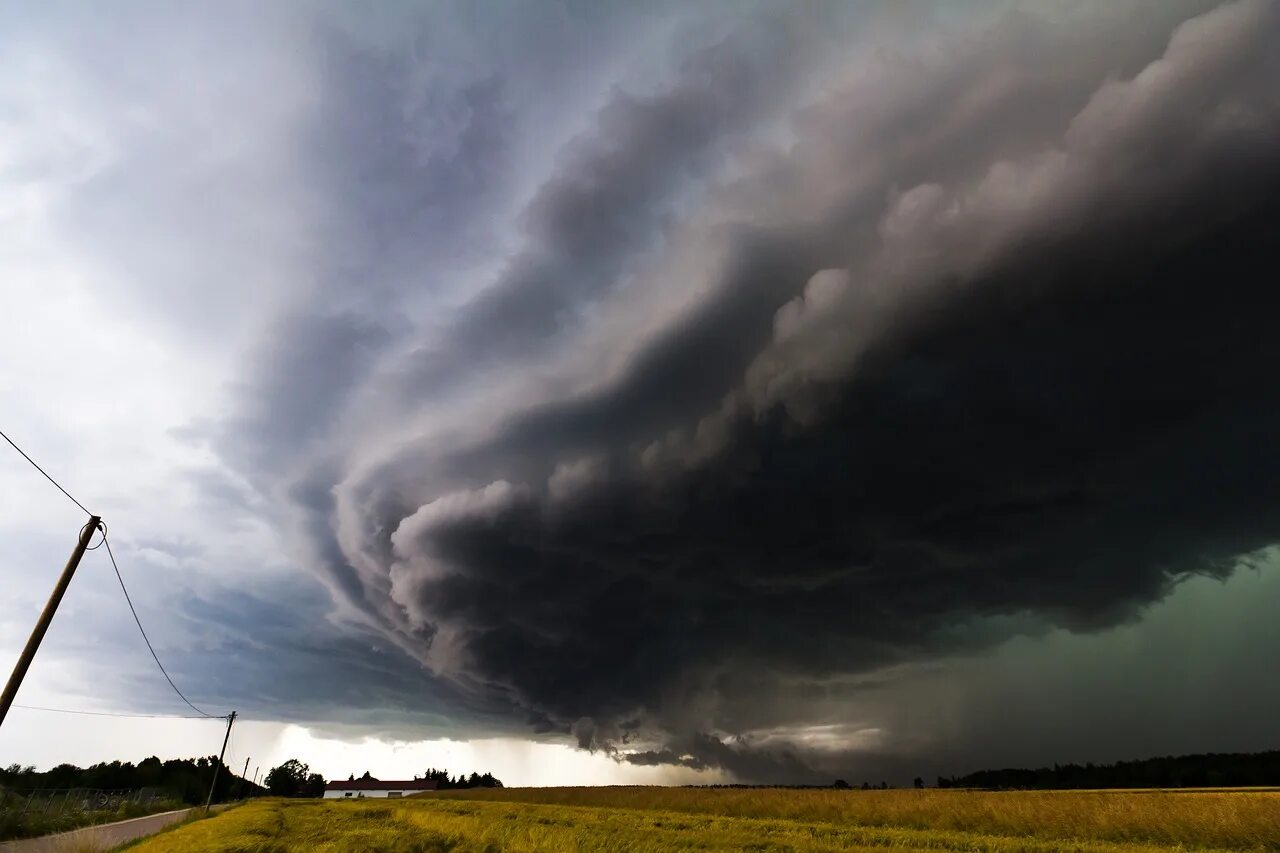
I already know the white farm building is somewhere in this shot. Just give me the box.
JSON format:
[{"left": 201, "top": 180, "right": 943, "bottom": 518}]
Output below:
[{"left": 323, "top": 779, "right": 439, "bottom": 799}]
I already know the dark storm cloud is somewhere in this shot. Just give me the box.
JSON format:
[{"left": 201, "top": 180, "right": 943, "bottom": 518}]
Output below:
[
  {"left": 204, "top": 0, "right": 1280, "bottom": 780},
  {"left": 171, "top": 577, "right": 511, "bottom": 735},
  {"left": 624, "top": 733, "right": 812, "bottom": 779},
  {"left": 206, "top": 4, "right": 795, "bottom": 621},
  {"left": 212, "top": 5, "right": 821, "bottom": 629},
  {"left": 62, "top": 557, "right": 511, "bottom": 736},
  {"left": 305, "top": 27, "right": 515, "bottom": 302},
  {"left": 221, "top": 312, "right": 392, "bottom": 478},
  {"left": 391, "top": 19, "right": 806, "bottom": 396}
]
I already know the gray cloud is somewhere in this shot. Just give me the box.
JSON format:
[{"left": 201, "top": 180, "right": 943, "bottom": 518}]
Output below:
[
  {"left": 390, "top": 12, "right": 811, "bottom": 400},
  {"left": 333, "top": 0, "right": 1280, "bottom": 778},
  {"left": 15, "top": 0, "right": 1278, "bottom": 784}
]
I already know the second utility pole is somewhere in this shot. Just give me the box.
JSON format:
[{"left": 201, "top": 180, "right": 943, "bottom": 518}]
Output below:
[
  {"left": 205, "top": 711, "right": 237, "bottom": 815},
  {"left": 236, "top": 756, "right": 250, "bottom": 800},
  {"left": 0, "top": 516, "right": 102, "bottom": 729}
]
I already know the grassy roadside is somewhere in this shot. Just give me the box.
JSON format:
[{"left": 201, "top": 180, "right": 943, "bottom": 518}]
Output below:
[
  {"left": 109, "top": 801, "right": 243, "bottom": 851},
  {"left": 122, "top": 789, "right": 1280, "bottom": 852},
  {"left": 0, "top": 797, "right": 185, "bottom": 842}
]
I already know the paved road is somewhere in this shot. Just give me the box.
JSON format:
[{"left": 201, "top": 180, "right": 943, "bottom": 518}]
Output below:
[{"left": 0, "top": 805, "right": 230, "bottom": 852}]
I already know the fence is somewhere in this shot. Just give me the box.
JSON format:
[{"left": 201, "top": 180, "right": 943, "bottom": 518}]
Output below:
[{"left": 0, "top": 786, "right": 163, "bottom": 818}]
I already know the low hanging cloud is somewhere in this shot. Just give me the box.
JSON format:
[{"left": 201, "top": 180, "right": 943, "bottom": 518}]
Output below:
[{"left": 198, "top": 0, "right": 1280, "bottom": 781}]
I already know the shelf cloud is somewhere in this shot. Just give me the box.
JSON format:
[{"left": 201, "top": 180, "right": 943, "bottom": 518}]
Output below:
[{"left": 6, "top": 0, "right": 1279, "bottom": 783}]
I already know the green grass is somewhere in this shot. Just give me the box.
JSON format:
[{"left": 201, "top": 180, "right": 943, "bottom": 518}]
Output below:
[{"left": 121, "top": 787, "right": 1280, "bottom": 852}]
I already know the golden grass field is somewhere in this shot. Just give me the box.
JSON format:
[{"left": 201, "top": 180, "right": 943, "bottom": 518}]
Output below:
[{"left": 123, "top": 787, "right": 1280, "bottom": 852}]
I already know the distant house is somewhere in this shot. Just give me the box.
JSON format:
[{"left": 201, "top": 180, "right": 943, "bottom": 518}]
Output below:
[{"left": 323, "top": 779, "right": 438, "bottom": 799}]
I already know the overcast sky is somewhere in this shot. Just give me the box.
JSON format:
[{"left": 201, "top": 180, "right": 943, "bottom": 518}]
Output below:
[{"left": 2, "top": 0, "right": 1279, "bottom": 787}]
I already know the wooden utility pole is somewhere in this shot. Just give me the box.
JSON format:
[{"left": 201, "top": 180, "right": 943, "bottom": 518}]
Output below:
[
  {"left": 236, "top": 757, "right": 250, "bottom": 800},
  {"left": 205, "top": 711, "right": 236, "bottom": 814},
  {"left": 0, "top": 517, "right": 102, "bottom": 729}
]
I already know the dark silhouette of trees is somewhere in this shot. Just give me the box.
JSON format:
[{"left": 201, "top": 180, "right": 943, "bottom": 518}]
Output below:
[
  {"left": 937, "top": 750, "right": 1280, "bottom": 789},
  {"left": 416, "top": 768, "right": 502, "bottom": 789},
  {"left": 914, "top": 777, "right": 925, "bottom": 789},
  {"left": 264, "top": 759, "right": 326, "bottom": 798},
  {"left": 0, "top": 757, "right": 263, "bottom": 804}
]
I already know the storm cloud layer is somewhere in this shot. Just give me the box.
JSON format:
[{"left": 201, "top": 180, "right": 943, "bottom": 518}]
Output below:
[
  {"left": 204, "top": 0, "right": 1280, "bottom": 778},
  {"left": 8, "top": 0, "right": 1277, "bottom": 783}
]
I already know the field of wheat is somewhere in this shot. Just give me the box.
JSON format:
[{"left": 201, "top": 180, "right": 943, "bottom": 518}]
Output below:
[{"left": 124, "top": 787, "right": 1280, "bottom": 852}]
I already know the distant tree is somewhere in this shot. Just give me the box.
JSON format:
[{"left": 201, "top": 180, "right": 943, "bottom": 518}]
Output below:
[
  {"left": 833, "top": 779, "right": 850, "bottom": 790},
  {"left": 359, "top": 771, "right": 375, "bottom": 781},
  {"left": 914, "top": 777, "right": 925, "bottom": 789},
  {"left": 304, "top": 772, "right": 327, "bottom": 798},
  {"left": 137, "top": 756, "right": 163, "bottom": 788},
  {"left": 860, "top": 782, "right": 872, "bottom": 790},
  {"left": 265, "top": 759, "right": 312, "bottom": 797}
]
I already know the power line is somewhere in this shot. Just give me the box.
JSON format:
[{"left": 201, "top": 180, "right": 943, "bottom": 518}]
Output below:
[
  {"left": 0, "top": 425, "right": 233, "bottom": 728},
  {"left": 101, "top": 534, "right": 225, "bottom": 719},
  {"left": 11, "top": 703, "right": 214, "bottom": 720},
  {"left": 0, "top": 428, "right": 92, "bottom": 517}
]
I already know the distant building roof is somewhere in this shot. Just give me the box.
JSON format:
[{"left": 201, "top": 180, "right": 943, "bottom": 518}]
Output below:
[{"left": 324, "top": 779, "right": 438, "bottom": 791}]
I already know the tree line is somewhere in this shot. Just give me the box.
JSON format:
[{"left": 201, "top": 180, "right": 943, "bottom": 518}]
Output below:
[
  {"left": 3, "top": 756, "right": 506, "bottom": 802},
  {"left": 261, "top": 762, "right": 504, "bottom": 797},
  {"left": 0, "top": 757, "right": 263, "bottom": 804},
  {"left": 937, "top": 750, "right": 1280, "bottom": 789},
  {"left": 414, "top": 768, "right": 503, "bottom": 789}
]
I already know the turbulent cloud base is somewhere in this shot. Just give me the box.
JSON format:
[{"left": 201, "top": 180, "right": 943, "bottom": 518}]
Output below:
[
  {"left": 213, "top": 0, "right": 1280, "bottom": 779},
  {"left": 4, "top": 0, "right": 1280, "bottom": 784}
]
